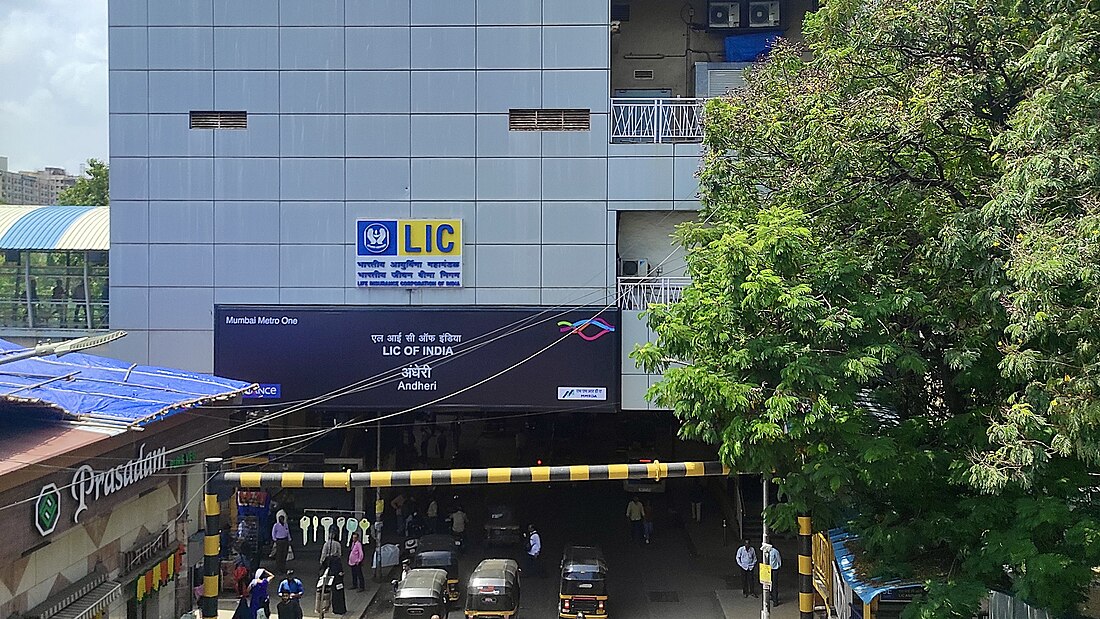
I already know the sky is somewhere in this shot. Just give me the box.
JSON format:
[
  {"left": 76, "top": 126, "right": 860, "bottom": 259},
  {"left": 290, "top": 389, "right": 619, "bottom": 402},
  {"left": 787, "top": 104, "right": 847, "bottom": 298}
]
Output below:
[{"left": 0, "top": 0, "right": 108, "bottom": 175}]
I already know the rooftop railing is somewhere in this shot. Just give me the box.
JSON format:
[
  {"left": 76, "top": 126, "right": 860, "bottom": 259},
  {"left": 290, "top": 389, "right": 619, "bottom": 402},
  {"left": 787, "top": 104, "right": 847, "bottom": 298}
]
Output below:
[{"left": 618, "top": 276, "right": 691, "bottom": 310}]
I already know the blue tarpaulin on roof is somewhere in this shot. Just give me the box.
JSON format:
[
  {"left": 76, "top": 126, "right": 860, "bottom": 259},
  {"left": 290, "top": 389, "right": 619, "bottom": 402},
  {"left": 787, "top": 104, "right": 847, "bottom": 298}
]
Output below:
[
  {"left": 830, "top": 528, "right": 924, "bottom": 604},
  {"left": 0, "top": 337, "right": 253, "bottom": 428}
]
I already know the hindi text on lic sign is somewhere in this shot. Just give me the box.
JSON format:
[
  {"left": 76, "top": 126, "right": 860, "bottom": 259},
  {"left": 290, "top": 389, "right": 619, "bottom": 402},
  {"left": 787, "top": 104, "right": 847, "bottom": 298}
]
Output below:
[{"left": 355, "top": 219, "right": 463, "bottom": 288}]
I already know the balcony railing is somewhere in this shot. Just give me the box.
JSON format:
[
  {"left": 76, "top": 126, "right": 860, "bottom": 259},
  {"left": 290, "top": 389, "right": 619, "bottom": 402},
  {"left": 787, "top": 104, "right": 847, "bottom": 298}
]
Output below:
[
  {"left": 610, "top": 98, "right": 706, "bottom": 144},
  {"left": 618, "top": 277, "right": 691, "bottom": 310}
]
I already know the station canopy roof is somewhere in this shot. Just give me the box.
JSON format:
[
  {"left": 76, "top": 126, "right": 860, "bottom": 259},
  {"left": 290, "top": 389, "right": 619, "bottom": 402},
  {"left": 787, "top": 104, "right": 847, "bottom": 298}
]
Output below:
[
  {"left": 829, "top": 528, "right": 923, "bottom": 604},
  {"left": 0, "top": 205, "right": 109, "bottom": 251},
  {"left": 0, "top": 337, "right": 252, "bottom": 430}
]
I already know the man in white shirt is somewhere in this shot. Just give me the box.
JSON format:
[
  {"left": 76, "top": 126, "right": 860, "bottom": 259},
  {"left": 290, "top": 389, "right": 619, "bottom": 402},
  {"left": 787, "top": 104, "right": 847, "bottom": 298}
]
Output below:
[
  {"left": 765, "top": 545, "right": 782, "bottom": 606},
  {"left": 524, "top": 524, "right": 542, "bottom": 576},
  {"left": 736, "top": 540, "right": 758, "bottom": 598},
  {"left": 271, "top": 515, "right": 291, "bottom": 574},
  {"left": 449, "top": 506, "right": 468, "bottom": 543}
]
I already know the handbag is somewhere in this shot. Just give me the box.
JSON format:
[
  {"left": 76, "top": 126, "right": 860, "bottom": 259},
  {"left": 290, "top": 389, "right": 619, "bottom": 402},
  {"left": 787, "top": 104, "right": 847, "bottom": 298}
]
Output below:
[
  {"left": 287, "top": 546, "right": 295, "bottom": 561},
  {"left": 269, "top": 546, "right": 277, "bottom": 559}
]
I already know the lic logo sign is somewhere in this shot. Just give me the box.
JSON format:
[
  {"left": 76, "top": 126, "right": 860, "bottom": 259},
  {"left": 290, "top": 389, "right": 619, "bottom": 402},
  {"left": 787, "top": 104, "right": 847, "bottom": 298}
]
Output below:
[{"left": 358, "top": 221, "right": 398, "bottom": 256}]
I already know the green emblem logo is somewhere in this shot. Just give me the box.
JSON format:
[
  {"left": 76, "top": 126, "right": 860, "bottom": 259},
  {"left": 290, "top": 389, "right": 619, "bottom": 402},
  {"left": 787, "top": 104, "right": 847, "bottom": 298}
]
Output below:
[{"left": 35, "top": 484, "right": 61, "bottom": 536}]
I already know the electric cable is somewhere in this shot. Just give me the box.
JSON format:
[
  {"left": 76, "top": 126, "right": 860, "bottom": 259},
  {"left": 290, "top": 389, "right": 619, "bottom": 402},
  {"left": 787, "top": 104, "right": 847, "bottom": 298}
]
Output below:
[{"left": 0, "top": 207, "right": 710, "bottom": 510}]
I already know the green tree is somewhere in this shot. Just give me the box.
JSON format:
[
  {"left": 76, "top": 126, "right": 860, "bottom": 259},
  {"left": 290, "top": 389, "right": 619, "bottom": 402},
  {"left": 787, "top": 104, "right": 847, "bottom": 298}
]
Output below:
[
  {"left": 58, "top": 159, "right": 109, "bottom": 206},
  {"left": 633, "top": 0, "right": 1100, "bottom": 616}
]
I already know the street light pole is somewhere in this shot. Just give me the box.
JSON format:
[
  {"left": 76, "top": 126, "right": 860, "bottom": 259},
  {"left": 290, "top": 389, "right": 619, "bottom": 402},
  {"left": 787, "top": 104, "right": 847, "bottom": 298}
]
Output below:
[
  {"left": 761, "top": 475, "right": 771, "bottom": 619},
  {"left": 0, "top": 330, "right": 127, "bottom": 366}
]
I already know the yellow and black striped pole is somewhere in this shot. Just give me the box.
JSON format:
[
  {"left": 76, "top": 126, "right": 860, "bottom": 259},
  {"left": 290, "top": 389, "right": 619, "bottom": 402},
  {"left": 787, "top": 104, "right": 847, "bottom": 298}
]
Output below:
[
  {"left": 219, "top": 460, "right": 728, "bottom": 489},
  {"left": 201, "top": 458, "right": 223, "bottom": 619},
  {"left": 798, "top": 513, "right": 813, "bottom": 619}
]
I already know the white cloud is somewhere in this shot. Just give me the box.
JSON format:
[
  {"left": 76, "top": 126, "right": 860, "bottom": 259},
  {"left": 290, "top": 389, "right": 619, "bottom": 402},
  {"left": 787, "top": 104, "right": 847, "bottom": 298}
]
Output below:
[{"left": 0, "top": 0, "right": 107, "bottom": 174}]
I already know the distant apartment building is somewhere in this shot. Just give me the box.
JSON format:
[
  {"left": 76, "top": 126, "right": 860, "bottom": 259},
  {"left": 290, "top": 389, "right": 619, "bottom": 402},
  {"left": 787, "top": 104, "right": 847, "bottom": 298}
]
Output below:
[{"left": 0, "top": 156, "right": 79, "bottom": 205}]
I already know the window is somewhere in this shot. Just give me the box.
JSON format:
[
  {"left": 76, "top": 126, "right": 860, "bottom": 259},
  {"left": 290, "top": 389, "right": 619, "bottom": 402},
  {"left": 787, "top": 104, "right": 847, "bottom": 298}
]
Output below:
[
  {"left": 189, "top": 111, "right": 247, "bottom": 129},
  {"left": 508, "top": 109, "right": 591, "bottom": 132}
]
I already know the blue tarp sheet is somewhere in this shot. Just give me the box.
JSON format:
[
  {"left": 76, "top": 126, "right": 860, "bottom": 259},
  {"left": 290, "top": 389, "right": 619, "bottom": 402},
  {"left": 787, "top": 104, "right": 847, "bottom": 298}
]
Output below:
[
  {"left": 0, "top": 337, "right": 253, "bottom": 427},
  {"left": 830, "top": 528, "right": 923, "bottom": 604}
]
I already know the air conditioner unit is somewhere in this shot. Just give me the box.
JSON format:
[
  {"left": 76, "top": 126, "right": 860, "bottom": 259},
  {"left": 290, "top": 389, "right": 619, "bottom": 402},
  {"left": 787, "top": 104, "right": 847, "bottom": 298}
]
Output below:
[
  {"left": 620, "top": 259, "right": 650, "bottom": 277},
  {"left": 708, "top": 1, "right": 740, "bottom": 28},
  {"left": 748, "top": 0, "right": 780, "bottom": 27}
]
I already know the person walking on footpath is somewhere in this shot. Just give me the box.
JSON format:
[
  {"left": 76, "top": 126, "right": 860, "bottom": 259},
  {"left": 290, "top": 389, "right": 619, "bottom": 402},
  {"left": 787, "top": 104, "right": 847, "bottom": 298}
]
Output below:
[
  {"left": 248, "top": 568, "right": 275, "bottom": 619},
  {"left": 276, "top": 570, "right": 304, "bottom": 619},
  {"left": 319, "top": 528, "right": 343, "bottom": 567},
  {"left": 737, "top": 540, "right": 758, "bottom": 598},
  {"left": 271, "top": 514, "right": 292, "bottom": 574},
  {"left": 690, "top": 482, "right": 705, "bottom": 523},
  {"left": 626, "top": 496, "right": 645, "bottom": 543},
  {"left": 765, "top": 544, "right": 782, "bottom": 606},
  {"left": 348, "top": 532, "right": 366, "bottom": 592}
]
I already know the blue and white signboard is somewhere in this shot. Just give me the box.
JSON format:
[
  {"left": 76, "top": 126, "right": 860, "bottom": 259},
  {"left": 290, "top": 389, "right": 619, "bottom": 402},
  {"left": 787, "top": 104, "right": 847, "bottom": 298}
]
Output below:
[{"left": 355, "top": 219, "right": 463, "bottom": 288}]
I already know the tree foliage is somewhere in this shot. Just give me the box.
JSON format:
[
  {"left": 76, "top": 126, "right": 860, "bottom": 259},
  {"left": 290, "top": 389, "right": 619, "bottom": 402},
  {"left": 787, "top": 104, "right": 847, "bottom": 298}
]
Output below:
[
  {"left": 58, "top": 159, "right": 109, "bottom": 206},
  {"left": 633, "top": 0, "right": 1100, "bottom": 615}
]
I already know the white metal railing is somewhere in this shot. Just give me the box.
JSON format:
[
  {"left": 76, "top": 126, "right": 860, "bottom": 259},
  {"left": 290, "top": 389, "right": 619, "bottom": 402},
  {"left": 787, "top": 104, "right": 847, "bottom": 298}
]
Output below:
[
  {"left": 617, "top": 276, "right": 691, "bottom": 310},
  {"left": 610, "top": 98, "right": 706, "bottom": 144}
]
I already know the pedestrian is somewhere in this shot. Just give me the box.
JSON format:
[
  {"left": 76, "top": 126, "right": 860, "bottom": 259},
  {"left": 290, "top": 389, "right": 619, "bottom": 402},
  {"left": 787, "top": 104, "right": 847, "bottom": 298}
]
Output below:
[
  {"left": 271, "top": 514, "right": 291, "bottom": 574},
  {"left": 449, "top": 505, "right": 468, "bottom": 544},
  {"left": 276, "top": 570, "right": 304, "bottom": 619},
  {"left": 765, "top": 544, "right": 782, "bottom": 606},
  {"left": 391, "top": 492, "right": 407, "bottom": 536},
  {"left": 642, "top": 499, "right": 655, "bottom": 544},
  {"left": 524, "top": 524, "right": 542, "bottom": 576},
  {"left": 626, "top": 495, "right": 645, "bottom": 543},
  {"left": 220, "top": 523, "right": 234, "bottom": 559},
  {"left": 319, "top": 528, "right": 342, "bottom": 567},
  {"left": 690, "top": 481, "right": 705, "bottom": 523},
  {"left": 437, "top": 429, "right": 448, "bottom": 462},
  {"left": 51, "top": 280, "right": 66, "bottom": 326},
  {"left": 71, "top": 280, "right": 85, "bottom": 323},
  {"left": 736, "top": 540, "right": 758, "bottom": 598},
  {"left": 248, "top": 568, "right": 275, "bottom": 619},
  {"left": 348, "top": 532, "right": 365, "bottom": 592},
  {"left": 426, "top": 495, "right": 439, "bottom": 534},
  {"left": 426, "top": 429, "right": 440, "bottom": 463}
]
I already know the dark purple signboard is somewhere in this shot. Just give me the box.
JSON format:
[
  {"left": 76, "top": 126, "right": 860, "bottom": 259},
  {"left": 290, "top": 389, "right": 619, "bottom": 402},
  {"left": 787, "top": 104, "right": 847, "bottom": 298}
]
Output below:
[{"left": 214, "top": 306, "right": 620, "bottom": 412}]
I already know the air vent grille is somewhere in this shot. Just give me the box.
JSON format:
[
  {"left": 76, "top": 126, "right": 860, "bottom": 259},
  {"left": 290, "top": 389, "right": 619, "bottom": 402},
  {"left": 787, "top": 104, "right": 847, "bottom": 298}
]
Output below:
[
  {"left": 633, "top": 69, "right": 655, "bottom": 80},
  {"left": 508, "top": 109, "right": 591, "bottom": 132},
  {"left": 189, "top": 111, "right": 248, "bottom": 129}
]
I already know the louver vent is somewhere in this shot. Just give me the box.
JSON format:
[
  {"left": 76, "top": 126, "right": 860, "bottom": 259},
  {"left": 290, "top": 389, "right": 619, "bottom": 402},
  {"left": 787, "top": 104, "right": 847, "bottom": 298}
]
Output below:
[
  {"left": 189, "top": 111, "right": 248, "bottom": 129},
  {"left": 508, "top": 109, "right": 591, "bottom": 131}
]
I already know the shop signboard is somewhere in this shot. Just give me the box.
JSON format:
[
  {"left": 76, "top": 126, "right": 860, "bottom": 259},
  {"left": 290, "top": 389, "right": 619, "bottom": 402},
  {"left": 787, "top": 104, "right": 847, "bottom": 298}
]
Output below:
[
  {"left": 354, "top": 219, "right": 463, "bottom": 288},
  {"left": 31, "top": 443, "right": 168, "bottom": 537},
  {"left": 214, "top": 306, "right": 621, "bottom": 412}
]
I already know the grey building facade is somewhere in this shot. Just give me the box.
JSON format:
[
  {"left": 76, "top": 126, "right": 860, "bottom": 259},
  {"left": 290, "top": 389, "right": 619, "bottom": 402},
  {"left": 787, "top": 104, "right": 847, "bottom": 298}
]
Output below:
[{"left": 108, "top": 0, "right": 810, "bottom": 411}]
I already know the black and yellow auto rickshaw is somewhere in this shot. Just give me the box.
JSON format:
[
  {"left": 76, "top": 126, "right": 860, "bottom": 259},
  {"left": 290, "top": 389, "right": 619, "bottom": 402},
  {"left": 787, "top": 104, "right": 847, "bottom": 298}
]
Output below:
[
  {"left": 464, "top": 559, "right": 520, "bottom": 618},
  {"left": 393, "top": 568, "right": 448, "bottom": 619},
  {"left": 559, "top": 545, "right": 608, "bottom": 618},
  {"left": 412, "top": 534, "right": 462, "bottom": 602}
]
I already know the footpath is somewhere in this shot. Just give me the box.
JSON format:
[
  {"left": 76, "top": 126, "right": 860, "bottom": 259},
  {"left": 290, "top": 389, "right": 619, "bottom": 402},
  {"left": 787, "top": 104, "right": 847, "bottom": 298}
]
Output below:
[
  {"left": 215, "top": 546, "right": 393, "bottom": 619},
  {"left": 676, "top": 485, "right": 804, "bottom": 619}
]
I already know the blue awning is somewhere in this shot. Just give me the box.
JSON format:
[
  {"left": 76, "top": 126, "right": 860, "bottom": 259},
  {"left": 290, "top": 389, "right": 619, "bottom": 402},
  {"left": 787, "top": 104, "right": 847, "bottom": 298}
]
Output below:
[
  {"left": 0, "top": 205, "right": 109, "bottom": 250},
  {"left": 830, "top": 528, "right": 923, "bottom": 604},
  {"left": 0, "top": 338, "right": 253, "bottom": 428}
]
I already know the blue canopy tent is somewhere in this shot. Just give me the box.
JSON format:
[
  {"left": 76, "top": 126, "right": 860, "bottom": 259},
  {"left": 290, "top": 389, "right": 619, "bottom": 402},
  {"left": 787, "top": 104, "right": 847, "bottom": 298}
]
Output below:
[{"left": 0, "top": 337, "right": 254, "bottom": 430}]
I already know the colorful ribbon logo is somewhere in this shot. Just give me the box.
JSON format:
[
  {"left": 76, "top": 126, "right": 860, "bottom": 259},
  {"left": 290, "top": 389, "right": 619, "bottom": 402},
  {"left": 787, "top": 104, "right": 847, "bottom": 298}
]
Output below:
[{"left": 558, "top": 318, "right": 617, "bottom": 341}]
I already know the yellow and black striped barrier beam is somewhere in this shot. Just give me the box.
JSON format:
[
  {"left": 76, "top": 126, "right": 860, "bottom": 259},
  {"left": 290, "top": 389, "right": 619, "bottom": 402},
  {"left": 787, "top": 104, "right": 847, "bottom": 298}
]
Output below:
[{"left": 219, "top": 461, "right": 729, "bottom": 489}]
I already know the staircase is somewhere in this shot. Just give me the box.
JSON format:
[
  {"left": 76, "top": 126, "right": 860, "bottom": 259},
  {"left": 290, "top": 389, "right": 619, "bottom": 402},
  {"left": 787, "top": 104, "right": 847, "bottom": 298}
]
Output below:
[{"left": 738, "top": 473, "right": 765, "bottom": 544}]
